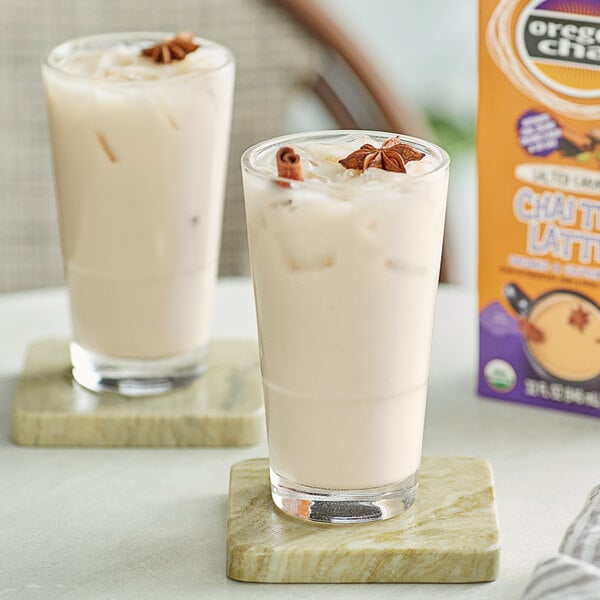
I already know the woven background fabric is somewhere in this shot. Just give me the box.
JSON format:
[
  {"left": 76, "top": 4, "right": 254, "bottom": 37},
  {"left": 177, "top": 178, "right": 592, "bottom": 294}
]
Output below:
[{"left": 0, "top": 0, "right": 317, "bottom": 291}]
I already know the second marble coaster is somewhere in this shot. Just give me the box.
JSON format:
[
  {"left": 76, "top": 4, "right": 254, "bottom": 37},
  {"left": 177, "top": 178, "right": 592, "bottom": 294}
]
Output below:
[
  {"left": 12, "top": 338, "right": 264, "bottom": 447},
  {"left": 227, "top": 457, "right": 500, "bottom": 583}
]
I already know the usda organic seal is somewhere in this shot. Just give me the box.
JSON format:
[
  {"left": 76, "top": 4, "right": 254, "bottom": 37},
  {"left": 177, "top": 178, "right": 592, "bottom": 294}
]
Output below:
[{"left": 484, "top": 359, "right": 517, "bottom": 393}]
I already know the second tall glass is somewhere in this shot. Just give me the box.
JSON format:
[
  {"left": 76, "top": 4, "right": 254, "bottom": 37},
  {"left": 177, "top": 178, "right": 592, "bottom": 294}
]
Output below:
[{"left": 43, "top": 33, "right": 235, "bottom": 396}]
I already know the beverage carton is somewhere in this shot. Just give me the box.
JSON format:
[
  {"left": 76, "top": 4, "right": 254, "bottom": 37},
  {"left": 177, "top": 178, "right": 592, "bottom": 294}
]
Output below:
[{"left": 478, "top": 0, "right": 600, "bottom": 415}]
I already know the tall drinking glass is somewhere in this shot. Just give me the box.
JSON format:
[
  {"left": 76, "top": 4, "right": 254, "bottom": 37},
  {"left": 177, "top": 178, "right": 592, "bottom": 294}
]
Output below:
[
  {"left": 42, "top": 33, "right": 235, "bottom": 396},
  {"left": 241, "top": 131, "right": 449, "bottom": 523}
]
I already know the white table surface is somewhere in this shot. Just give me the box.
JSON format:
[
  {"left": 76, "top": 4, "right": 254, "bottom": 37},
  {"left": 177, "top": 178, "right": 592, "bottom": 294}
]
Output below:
[{"left": 2, "top": 278, "right": 599, "bottom": 599}]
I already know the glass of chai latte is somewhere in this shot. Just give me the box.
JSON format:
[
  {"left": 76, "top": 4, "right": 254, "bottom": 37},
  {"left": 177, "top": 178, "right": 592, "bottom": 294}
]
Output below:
[
  {"left": 241, "top": 131, "right": 449, "bottom": 523},
  {"left": 42, "top": 33, "right": 234, "bottom": 396}
]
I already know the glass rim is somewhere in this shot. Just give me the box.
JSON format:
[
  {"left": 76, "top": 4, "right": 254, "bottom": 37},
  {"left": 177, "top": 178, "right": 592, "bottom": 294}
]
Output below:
[
  {"left": 42, "top": 31, "right": 235, "bottom": 86},
  {"left": 241, "top": 130, "right": 451, "bottom": 190}
]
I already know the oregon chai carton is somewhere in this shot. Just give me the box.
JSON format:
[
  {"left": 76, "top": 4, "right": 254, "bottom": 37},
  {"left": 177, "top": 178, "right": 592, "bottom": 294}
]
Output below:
[{"left": 478, "top": 0, "right": 600, "bottom": 415}]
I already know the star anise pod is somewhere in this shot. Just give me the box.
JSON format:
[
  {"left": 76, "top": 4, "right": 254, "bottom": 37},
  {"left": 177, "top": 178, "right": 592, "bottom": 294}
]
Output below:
[
  {"left": 141, "top": 32, "right": 199, "bottom": 64},
  {"left": 339, "top": 136, "right": 425, "bottom": 173},
  {"left": 568, "top": 305, "right": 590, "bottom": 332}
]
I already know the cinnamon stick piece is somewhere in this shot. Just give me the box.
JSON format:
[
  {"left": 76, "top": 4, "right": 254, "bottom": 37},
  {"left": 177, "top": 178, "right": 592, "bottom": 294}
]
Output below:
[
  {"left": 276, "top": 147, "right": 303, "bottom": 187},
  {"left": 557, "top": 119, "right": 594, "bottom": 152},
  {"left": 519, "top": 317, "right": 545, "bottom": 343}
]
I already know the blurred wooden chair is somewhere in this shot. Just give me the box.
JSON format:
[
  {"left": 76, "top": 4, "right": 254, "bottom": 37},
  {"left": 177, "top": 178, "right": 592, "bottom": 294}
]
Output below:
[
  {"left": 274, "top": 0, "right": 433, "bottom": 138},
  {"left": 0, "top": 0, "right": 438, "bottom": 291}
]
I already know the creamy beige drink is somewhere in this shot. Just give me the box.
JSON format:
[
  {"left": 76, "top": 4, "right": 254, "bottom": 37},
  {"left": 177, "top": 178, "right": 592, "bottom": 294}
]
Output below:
[
  {"left": 242, "top": 131, "right": 449, "bottom": 522},
  {"left": 43, "top": 33, "right": 234, "bottom": 394},
  {"left": 527, "top": 293, "right": 600, "bottom": 382}
]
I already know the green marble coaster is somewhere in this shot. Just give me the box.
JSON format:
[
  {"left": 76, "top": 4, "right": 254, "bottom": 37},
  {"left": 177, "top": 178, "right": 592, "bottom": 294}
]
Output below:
[
  {"left": 227, "top": 457, "right": 500, "bottom": 583},
  {"left": 11, "top": 338, "right": 264, "bottom": 447}
]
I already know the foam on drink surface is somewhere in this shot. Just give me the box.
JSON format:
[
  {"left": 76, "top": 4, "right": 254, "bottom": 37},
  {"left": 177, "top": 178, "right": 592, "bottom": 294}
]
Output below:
[
  {"left": 49, "top": 40, "right": 230, "bottom": 82},
  {"left": 251, "top": 133, "right": 439, "bottom": 190}
]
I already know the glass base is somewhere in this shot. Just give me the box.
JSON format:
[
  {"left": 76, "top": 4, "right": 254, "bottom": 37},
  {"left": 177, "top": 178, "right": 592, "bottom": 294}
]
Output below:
[
  {"left": 70, "top": 342, "right": 206, "bottom": 397},
  {"left": 270, "top": 468, "right": 418, "bottom": 524}
]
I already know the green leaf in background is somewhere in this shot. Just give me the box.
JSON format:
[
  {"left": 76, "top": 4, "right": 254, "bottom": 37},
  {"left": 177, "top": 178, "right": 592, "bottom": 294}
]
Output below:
[{"left": 428, "top": 113, "right": 475, "bottom": 157}]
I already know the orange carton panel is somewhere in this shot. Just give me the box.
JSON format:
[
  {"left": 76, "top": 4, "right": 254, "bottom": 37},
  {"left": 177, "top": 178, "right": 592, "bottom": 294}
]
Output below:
[{"left": 478, "top": 0, "right": 600, "bottom": 414}]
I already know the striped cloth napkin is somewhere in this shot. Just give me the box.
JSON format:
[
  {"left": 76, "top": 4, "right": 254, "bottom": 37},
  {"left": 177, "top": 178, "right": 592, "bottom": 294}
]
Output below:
[{"left": 523, "top": 485, "right": 600, "bottom": 599}]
